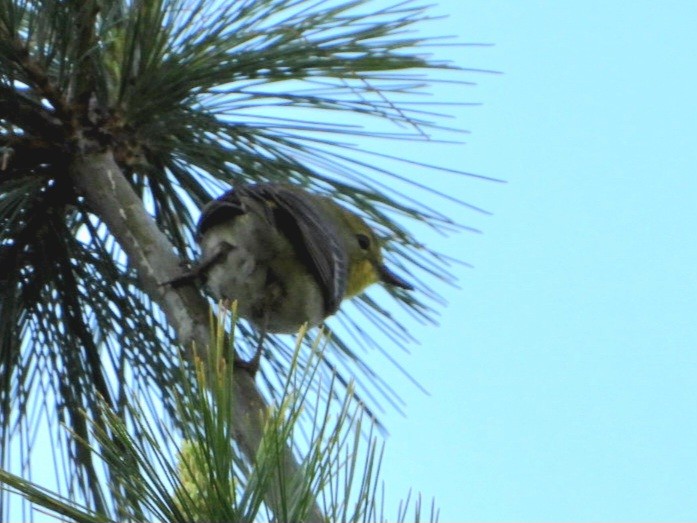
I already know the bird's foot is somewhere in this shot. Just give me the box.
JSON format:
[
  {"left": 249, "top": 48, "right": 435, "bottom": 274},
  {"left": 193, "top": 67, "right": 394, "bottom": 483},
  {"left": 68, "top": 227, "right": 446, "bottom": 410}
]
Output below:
[
  {"left": 234, "top": 350, "right": 262, "bottom": 377},
  {"left": 160, "top": 265, "right": 198, "bottom": 287},
  {"left": 234, "top": 329, "right": 265, "bottom": 377}
]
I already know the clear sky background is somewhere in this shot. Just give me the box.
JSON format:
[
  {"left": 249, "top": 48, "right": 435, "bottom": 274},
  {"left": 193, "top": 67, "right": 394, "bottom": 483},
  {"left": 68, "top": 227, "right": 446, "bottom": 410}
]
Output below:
[
  {"left": 7, "top": 2, "right": 697, "bottom": 522},
  {"left": 371, "top": 1, "right": 697, "bottom": 521}
]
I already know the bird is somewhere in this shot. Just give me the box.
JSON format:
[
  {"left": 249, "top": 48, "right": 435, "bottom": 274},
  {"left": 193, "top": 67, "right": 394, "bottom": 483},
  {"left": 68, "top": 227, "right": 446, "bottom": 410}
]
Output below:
[{"left": 172, "top": 183, "right": 413, "bottom": 375}]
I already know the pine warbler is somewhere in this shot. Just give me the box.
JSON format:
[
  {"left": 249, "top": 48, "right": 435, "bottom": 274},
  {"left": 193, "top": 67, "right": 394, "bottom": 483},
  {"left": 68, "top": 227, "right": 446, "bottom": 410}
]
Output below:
[{"left": 179, "top": 183, "right": 412, "bottom": 373}]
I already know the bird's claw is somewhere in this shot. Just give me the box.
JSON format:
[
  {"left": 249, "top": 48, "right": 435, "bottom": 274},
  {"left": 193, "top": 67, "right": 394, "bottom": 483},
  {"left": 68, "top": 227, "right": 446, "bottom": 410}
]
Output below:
[
  {"left": 234, "top": 329, "right": 265, "bottom": 378},
  {"left": 233, "top": 355, "right": 261, "bottom": 377},
  {"left": 160, "top": 267, "right": 198, "bottom": 287}
]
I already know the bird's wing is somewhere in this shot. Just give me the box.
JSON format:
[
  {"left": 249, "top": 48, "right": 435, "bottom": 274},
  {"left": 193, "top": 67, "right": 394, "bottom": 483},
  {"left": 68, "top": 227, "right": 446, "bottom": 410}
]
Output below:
[
  {"left": 240, "top": 184, "right": 348, "bottom": 314},
  {"left": 195, "top": 190, "right": 246, "bottom": 239}
]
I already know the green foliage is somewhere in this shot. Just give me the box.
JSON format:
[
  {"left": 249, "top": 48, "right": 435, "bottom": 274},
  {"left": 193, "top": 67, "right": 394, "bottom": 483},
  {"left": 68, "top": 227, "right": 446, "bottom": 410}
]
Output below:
[
  {"left": 0, "top": 313, "right": 438, "bottom": 522},
  {"left": 0, "top": 0, "right": 483, "bottom": 517}
]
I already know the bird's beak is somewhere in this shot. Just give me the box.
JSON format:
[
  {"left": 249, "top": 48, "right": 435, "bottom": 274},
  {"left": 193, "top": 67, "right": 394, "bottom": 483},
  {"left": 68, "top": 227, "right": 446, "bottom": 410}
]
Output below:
[{"left": 378, "top": 264, "right": 414, "bottom": 290}]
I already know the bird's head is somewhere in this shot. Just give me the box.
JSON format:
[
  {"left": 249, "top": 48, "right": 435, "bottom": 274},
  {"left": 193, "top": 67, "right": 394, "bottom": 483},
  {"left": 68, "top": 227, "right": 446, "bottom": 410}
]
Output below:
[{"left": 332, "top": 205, "right": 413, "bottom": 297}]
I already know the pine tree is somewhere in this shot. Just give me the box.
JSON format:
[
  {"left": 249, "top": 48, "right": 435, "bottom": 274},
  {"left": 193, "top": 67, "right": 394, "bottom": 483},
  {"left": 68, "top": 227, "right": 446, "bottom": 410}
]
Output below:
[{"left": 0, "top": 0, "right": 477, "bottom": 520}]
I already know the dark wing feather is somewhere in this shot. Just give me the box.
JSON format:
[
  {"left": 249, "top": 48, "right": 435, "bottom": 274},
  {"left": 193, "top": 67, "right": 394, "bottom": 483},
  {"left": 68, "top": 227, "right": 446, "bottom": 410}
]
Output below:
[
  {"left": 239, "top": 184, "right": 348, "bottom": 314},
  {"left": 195, "top": 189, "right": 246, "bottom": 239}
]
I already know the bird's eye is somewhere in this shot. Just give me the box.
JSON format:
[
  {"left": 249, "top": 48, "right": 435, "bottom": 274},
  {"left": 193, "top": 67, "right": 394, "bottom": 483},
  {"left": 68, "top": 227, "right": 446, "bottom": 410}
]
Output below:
[{"left": 356, "top": 233, "right": 371, "bottom": 250}]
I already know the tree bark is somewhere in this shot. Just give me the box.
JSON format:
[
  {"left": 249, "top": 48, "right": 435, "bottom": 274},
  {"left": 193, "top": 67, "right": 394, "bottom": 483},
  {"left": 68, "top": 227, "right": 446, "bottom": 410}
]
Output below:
[{"left": 69, "top": 149, "right": 323, "bottom": 522}]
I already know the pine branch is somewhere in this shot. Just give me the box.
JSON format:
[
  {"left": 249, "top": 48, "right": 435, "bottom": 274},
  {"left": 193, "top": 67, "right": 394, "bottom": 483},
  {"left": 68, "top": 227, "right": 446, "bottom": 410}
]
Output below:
[
  {"left": 69, "top": 148, "right": 325, "bottom": 521},
  {"left": 1, "top": 32, "right": 75, "bottom": 129},
  {"left": 0, "top": 85, "right": 65, "bottom": 139}
]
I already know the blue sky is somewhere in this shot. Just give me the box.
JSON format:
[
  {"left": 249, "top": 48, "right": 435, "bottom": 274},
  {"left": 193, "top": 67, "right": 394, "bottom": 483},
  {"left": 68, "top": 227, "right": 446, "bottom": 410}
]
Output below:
[{"left": 372, "top": 1, "right": 697, "bottom": 520}]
